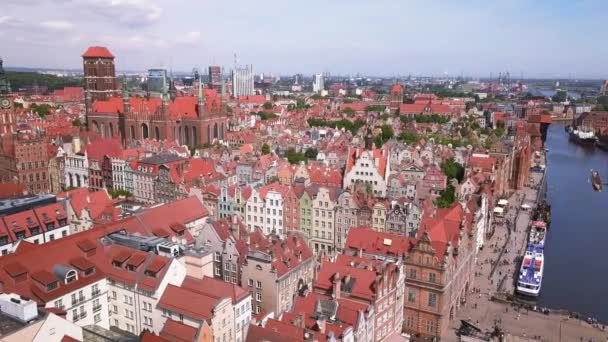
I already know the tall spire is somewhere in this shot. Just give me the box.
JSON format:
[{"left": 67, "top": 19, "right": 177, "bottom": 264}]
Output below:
[
  {"left": 220, "top": 68, "right": 226, "bottom": 102},
  {"left": 122, "top": 74, "right": 129, "bottom": 100},
  {"left": 197, "top": 69, "right": 204, "bottom": 106},
  {"left": 161, "top": 73, "right": 169, "bottom": 108}
]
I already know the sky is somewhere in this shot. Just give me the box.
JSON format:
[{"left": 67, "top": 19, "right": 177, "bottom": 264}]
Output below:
[{"left": 1, "top": 0, "right": 607, "bottom": 78}]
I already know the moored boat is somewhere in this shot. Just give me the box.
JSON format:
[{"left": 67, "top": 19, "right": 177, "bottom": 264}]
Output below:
[
  {"left": 569, "top": 128, "right": 597, "bottom": 146},
  {"left": 517, "top": 245, "right": 544, "bottom": 297},
  {"left": 591, "top": 169, "right": 602, "bottom": 192}
]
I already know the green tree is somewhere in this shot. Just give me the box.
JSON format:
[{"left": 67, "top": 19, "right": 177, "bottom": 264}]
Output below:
[
  {"left": 342, "top": 107, "right": 355, "bottom": 116},
  {"left": 304, "top": 147, "right": 318, "bottom": 159},
  {"left": 6, "top": 71, "right": 82, "bottom": 92},
  {"left": 263, "top": 102, "right": 273, "bottom": 110},
  {"left": 30, "top": 103, "right": 52, "bottom": 117},
  {"left": 398, "top": 132, "right": 419, "bottom": 144},
  {"left": 374, "top": 135, "right": 384, "bottom": 148},
  {"left": 552, "top": 90, "right": 567, "bottom": 103},
  {"left": 262, "top": 143, "right": 271, "bottom": 155},
  {"left": 434, "top": 185, "right": 456, "bottom": 208},
  {"left": 440, "top": 159, "right": 465, "bottom": 183},
  {"left": 257, "top": 112, "right": 278, "bottom": 120},
  {"left": 72, "top": 119, "right": 82, "bottom": 127},
  {"left": 365, "top": 105, "right": 386, "bottom": 113},
  {"left": 380, "top": 124, "right": 394, "bottom": 141},
  {"left": 108, "top": 189, "right": 133, "bottom": 199},
  {"left": 286, "top": 148, "right": 306, "bottom": 164},
  {"left": 266, "top": 176, "right": 280, "bottom": 185}
]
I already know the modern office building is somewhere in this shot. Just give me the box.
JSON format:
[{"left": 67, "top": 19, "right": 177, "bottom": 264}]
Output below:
[
  {"left": 147, "top": 68, "right": 168, "bottom": 94},
  {"left": 208, "top": 66, "right": 222, "bottom": 91},
  {"left": 232, "top": 65, "right": 254, "bottom": 97},
  {"left": 312, "top": 73, "right": 324, "bottom": 93}
]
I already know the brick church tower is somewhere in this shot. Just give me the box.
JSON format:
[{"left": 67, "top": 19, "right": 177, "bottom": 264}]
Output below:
[
  {"left": 82, "top": 46, "right": 118, "bottom": 101},
  {"left": 389, "top": 84, "right": 404, "bottom": 113}
]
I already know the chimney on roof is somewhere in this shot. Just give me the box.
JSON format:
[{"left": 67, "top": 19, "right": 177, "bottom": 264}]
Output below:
[
  {"left": 332, "top": 272, "right": 341, "bottom": 300},
  {"left": 293, "top": 313, "right": 306, "bottom": 329},
  {"left": 86, "top": 195, "right": 91, "bottom": 204},
  {"left": 315, "top": 315, "right": 326, "bottom": 334}
]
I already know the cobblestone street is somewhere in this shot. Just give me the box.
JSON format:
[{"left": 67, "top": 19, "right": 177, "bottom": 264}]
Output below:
[{"left": 444, "top": 155, "right": 608, "bottom": 342}]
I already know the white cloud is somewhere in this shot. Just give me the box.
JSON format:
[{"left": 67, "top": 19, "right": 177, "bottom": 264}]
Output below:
[
  {"left": 40, "top": 20, "right": 73, "bottom": 31},
  {"left": 93, "top": 0, "right": 162, "bottom": 26},
  {"left": 176, "top": 31, "right": 201, "bottom": 45}
]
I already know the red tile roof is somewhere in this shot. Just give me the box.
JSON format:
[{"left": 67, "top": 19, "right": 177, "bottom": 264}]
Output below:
[
  {"left": 417, "top": 204, "right": 471, "bottom": 259},
  {"left": 160, "top": 319, "right": 198, "bottom": 342},
  {"left": 0, "top": 182, "right": 25, "bottom": 199},
  {"left": 92, "top": 92, "right": 222, "bottom": 118},
  {"left": 181, "top": 276, "right": 249, "bottom": 304},
  {"left": 158, "top": 284, "right": 222, "bottom": 321},
  {"left": 345, "top": 227, "right": 413, "bottom": 257},
  {"left": 82, "top": 46, "right": 114, "bottom": 58},
  {"left": 315, "top": 260, "right": 377, "bottom": 301},
  {"left": 345, "top": 146, "right": 389, "bottom": 178},
  {"left": 468, "top": 156, "right": 496, "bottom": 173}
]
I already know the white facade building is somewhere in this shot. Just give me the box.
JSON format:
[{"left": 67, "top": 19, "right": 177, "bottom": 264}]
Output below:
[
  {"left": 312, "top": 73, "right": 324, "bottom": 93},
  {"left": 232, "top": 65, "right": 254, "bottom": 97}
]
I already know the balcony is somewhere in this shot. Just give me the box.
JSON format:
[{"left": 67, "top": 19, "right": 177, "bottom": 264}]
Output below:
[
  {"left": 93, "top": 305, "right": 102, "bottom": 313},
  {"left": 71, "top": 296, "right": 86, "bottom": 306},
  {"left": 91, "top": 289, "right": 101, "bottom": 297},
  {"left": 80, "top": 312, "right": 87, "bottom": 320}
]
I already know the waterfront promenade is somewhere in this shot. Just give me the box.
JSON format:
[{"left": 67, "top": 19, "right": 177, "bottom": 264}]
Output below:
[{"left": 445, "top": 154, "right": 608, "bottom": 342}]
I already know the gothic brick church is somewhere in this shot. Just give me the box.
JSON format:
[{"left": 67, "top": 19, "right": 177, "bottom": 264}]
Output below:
[{"left": 83, "top": 46, "right": 230, "bottom": 147}]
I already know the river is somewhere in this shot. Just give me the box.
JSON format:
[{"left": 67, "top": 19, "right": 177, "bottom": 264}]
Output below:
[{"left": 537, "top": 123, "right": 608, "bottom": 322}]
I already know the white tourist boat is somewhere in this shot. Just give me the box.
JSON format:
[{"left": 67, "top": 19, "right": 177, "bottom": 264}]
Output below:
[{"left": 516, "top": 245, "right": 544, "bottom": 297}]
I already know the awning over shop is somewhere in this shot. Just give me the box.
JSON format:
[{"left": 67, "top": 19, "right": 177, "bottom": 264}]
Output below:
[
  {"left": 498, "top": 199, "right": 509, "bottom": 206},
  {"left": 493, "top": 207, "right": 504, "bottom": 214}
]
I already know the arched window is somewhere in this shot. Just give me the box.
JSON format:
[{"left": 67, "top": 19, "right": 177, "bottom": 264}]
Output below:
[
  {"left": 141, "top": 123, "right": 149, "bottom": 139},
  {"left": 207, "top": 125, "right": 211, "bottom": 144},
  {"left": 185, "top": 126, "right": 190, "bottom": 145},
  {"left": 65, "top": 269, "right": 78, "bottom": 284},
  {"left": 213, "top": 123, "right": 218, "bottom": 139},
  {"left": 192, "top": 126, "right": 197, "bottom": 146},
  {"left": 130, "top": 126, "right": 135, "bottom": 139},
  {"left": 108, "top": 123, "right": 114, "bottom": 138},
  {"left": 155, "top": 127, "right": 160, "bottom": 140}
]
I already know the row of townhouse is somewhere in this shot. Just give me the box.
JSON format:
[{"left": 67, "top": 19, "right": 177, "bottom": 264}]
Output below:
[
  {"left": 195, "top": 217, "right": 315, "bottom": 317},
  {"left": 231, "top": 181, "right": 424, "bottom": 255},
  {"left": 0, "top": 201, "right": 71, "bottom": 255},
  {"left": 245, "top": 195, "right": 489, "bottom": 341},
  {"left": 0, "top": 198, "right": 254, "bottom": 342}
]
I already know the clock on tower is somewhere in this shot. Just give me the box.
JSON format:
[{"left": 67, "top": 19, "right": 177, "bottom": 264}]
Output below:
[
  {"left": 0, "top": 57, "right": 12, "bottom": 110},
  {"left": 0, "top": 98, "right": 11, "bottom": 110}
]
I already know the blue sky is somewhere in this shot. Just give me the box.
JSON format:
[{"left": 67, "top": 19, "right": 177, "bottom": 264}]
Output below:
[{"left": 1, "top": 0, "right": 606, "bottom": 78}]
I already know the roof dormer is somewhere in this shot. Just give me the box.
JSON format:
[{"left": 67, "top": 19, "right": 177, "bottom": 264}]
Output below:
[{"left": 53, "top": 264, "right": 78, "bottom": 285}]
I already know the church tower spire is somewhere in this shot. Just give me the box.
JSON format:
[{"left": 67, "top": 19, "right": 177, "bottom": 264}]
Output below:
[
  {"left": 122, "top": 75, "right": 130, "bottom": 113},
  {"left": 197, "top": 69, "right": 205, "bottom": 117}
]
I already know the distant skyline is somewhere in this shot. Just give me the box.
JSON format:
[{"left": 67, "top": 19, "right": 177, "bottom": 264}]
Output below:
[{"left": 1, "top": 0, "right": 607, "bottom": 78}]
